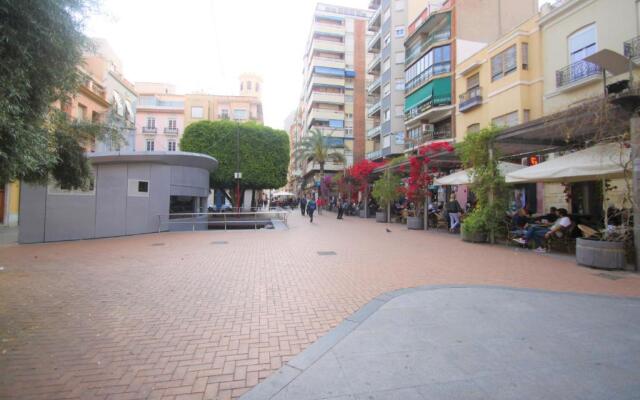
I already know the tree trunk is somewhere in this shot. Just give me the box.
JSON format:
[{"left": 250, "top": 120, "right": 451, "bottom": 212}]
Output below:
[{"left": 387, "top": 203, "right": 391, "bottom": 224}]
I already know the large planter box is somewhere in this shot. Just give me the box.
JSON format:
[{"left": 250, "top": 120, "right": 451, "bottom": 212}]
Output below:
[
  {"left": 576, "top": 238, "right": 625, "bottom": 270},
  {"left": 359, "top": 209, "right": 367, "bottom": 218},
  {"left": 376, "top": 211, "right": 387, "bottom": 223},
  {"left": 407, "top": 216, "right": 424, "bottom": 230},
  {"left": 461, "top": 229, "right": 487, "bottom": 243}
]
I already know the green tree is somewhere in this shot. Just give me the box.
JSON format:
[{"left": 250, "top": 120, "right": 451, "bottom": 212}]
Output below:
[
  {"left": 371, "top": 167, "right": 402, "bottom": 223},
  {"left": 0, "top": 0, "right": 115, "bottom": 188},
  {"left": 180, "top": 120, "right": 289, "bottom": 192},
  {"left": 294, "top": 128, "right": 346, "bottom": 187}
]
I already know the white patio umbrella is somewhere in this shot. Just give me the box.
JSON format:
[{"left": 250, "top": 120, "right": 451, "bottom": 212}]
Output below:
[
  {"left": 505, "top": 143, "right": 630, "bottom": 184},
  {"left": 435, "top": 162, "right": 524, "bottom": 185}
]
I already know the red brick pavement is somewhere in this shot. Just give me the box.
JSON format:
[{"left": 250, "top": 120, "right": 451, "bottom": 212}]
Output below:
[{"left": 0, "top": 212, "right": 638, "bottom": 399}]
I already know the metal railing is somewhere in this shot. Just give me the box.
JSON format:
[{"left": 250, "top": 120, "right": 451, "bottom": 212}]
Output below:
[
  {"left": 142, "top": 126, "right": 157, "bottom": 133},
  {"left": 405, "top": 61, "right": 451, "bottom": 92},
  {"left": 555, "top": 59, "right": 602, "bottom": 88},
  {"left": 624, "top": 36, "right": 640, "bottom": 58},
  {"left": 366, "top": 149, "right": 383, "bottom": 160},
  {"left": 368, "top": 76, "right": 382, "bottom": 92},
  {"left": 164, "top": 127, "right": 179, "bottom": 134},
  {"left": 158, "top": 209, "right": 289, "bottom": 232},
  {"left": 458, "top": 86, "right": 482, "bottom": 112},
  {"left": 405, "top": 30, "right": 451, "bottom": 66},
  {"left": 367, "top": 125, "right": 382, "bottom": 139},
  {"left": 367, "top": 100, "right": 382, "bottom": 115},
  {"left": 404, "top": 94, "right": 452, "bottom": 120},
  {"left": 404, "top": 128, "right": 452, "bottom": 150}
]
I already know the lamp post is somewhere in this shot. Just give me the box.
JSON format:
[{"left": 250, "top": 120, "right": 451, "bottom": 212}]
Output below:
[{"left": 234, "top": 121, "right": 242, "bottom": 210}]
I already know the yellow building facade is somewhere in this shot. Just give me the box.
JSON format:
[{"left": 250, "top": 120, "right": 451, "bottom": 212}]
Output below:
[{"left": 455, "top": 15, "right": 543, "bottom": 141}]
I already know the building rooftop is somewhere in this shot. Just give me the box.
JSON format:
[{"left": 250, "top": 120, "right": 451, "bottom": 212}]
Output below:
[{"left": 88, "top": 151, "right": 218, "bottom": 172}]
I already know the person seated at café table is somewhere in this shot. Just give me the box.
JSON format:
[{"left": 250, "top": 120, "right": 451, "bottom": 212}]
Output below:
[
  {"left": 535, "top": 206, "right": 558, "bottom": 224},
  {"left": 511, "top": 207, "right": 530, "bottom": 236},
  {"left": 513, "top": 208, "right": 571, "bottom": 253}
]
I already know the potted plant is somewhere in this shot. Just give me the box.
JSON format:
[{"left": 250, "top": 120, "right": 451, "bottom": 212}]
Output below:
[
  {"left": 371, "top": 167, "right": 402, "bottom": 223},
  {"left": 458, "top": 126, "right": 508, "bottom": 244}
]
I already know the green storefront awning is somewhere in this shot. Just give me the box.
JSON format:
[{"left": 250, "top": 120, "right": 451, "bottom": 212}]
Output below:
[{"left": 404, "top": 81, "right": 433, "bottom": 112}]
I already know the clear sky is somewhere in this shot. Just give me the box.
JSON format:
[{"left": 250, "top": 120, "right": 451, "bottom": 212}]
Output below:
[{"left": 85, "top": 0, "right": 552, "bottom": 130}]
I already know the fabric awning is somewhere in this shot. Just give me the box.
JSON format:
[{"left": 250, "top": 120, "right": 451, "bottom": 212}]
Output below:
[
  {"left": 435, "top": 162, "right": 524, "bottom": 185},
  {"left": 404, "top": 81, "right": 433, "bottom": 111},
  {"left": 505, "top": 143, "right": 630, "bottom": 183},
  {"left": 432, "top": 76, "right": 451, "bottom": 105}
]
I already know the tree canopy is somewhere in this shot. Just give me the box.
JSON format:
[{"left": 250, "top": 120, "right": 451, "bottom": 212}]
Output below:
[{"left": 180, "top": 120, "right": 289, "bottom": 190}]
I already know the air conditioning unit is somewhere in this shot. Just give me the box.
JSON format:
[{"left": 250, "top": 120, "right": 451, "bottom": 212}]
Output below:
[{"left": 422, "top": 123, "right": 434, "bottom": 134}]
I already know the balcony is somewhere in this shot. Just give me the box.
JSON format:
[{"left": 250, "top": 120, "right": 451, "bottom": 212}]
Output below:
[
  {"left": 405, "top": 30, "right": 451, "bottom": 66},
  {"left": 624, "top": 36, "right": 640, "bottom": 59},
  {"left": 164, "top": 127, "right": 179, "bottom": 135},
  {"left": 368, "top": 76, "right": 382, "bottom": 93},
  {"left": 367, "top": 100, "right": 382, "bottom": 116},
  {"left": 366, "top": 149, "right": 383, "bottom": 160},
  {"left": 458, "top": 86, "right": 482, "bottom": 113},
  {"left": 367, "top": 30, "right": 381, "bottom": 53},
  {"left": 367, "top": 6, "right": 381, "bottom": 32},
  {"left": 556, "top": 59, "right": 602, "bottom": 89},
  {"left": 307, "top": 108, "right": 344, "bottom": 122},
  {"left": 404, "top": 126, "right": 452, "bottom": 151},
  {"left": 310, "top": 56, "right": 346, "bottom": 71},
  {"left": 312, "top": 22, "right": 344, "bottom": 36},
  {"left": 367, "top": 124, "right": 381, "bottom": 139},
  {"left": 142, "top": 127, "right": 157, "bottom": 134},
  {"left": 367, "top": 53, "right": 382, "bottom": 74},
  {"left": 312, "top": 39, "right": 344, "bottom": 53},
  {"left": 309, "top": 91, "right": 345, "bottom": 105}
]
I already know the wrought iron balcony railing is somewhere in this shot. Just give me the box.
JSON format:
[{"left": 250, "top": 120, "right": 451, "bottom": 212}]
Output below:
[
  {"left": 458, "top": 86, "right": 482, "bottom": 112},
  {"left": 164, "top": 128, "right": 179, "bottom": 134},
  {"left": 555, "top": 59, "right": 601, "bottom": 89},
  {"left": 404, "top": 128, "right": 452, "bottom": 150},
  {"left": 142, "top": 127, "right": 157, "bottom": 134}
]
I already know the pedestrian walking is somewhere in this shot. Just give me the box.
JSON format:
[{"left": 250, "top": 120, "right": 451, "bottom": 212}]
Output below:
[
  {"left": 306, "top": 196, "right": 317, "bottom": 223},
  {"left": 299, "top": 196, "right": 307, "bottom": 216},
  {"left": 446, "top": 193, "right": 462, "bottom": 232},
  {"left": 337, "top": 198, "right": 344, "bottom": 219}
]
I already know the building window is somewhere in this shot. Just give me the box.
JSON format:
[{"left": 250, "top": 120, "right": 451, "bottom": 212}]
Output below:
[
  {"left": 138, "top": 181, "right": 149, "bottom": 193},
  {"left": 168, "top": 140, "right": 177, "bottom": 151},
  {"left": 569, "top": 24, "right": 597, "bottom": 63},
  {"left": 394, "top": 26, "right": 405, "bottom": 38},
  {"left": 256, "top": 82, "right": 260, "bottom": 92},
  {"left": 382, "top": 7, "right": 390, "bottom": 22},
  {"left": 394, "top": 105, "right": 403, "bottom": 117},
  {"left": 219, "top": 109, "right": 229, "bottom": 119},
  {"left": 467, "top": 123, "right": 480, "bottom": 133},
  {"left": 383, "top": 83, "right": 391, "bottom": 97},
  {"left": 394, "top": 0, "right": 405, "bottom": 11},
  {"left": 191, "top": 106, "right": 204, "bottom": 118},
  {"left": 77, "top": 103, "right": 87, "bottom": 121},
  {"left": 383, "top": 135, "right": 391, "bottom": 147},
  {"left": 146, "top": 139, "right": 155, "bottom": 151},
  {"left": 382, "top": 57, "right": 391, "bottom": 72},
  {"left": 383, "top": 33, "right": 391, "bottom": 47},
  {"left": 523, "top": 109, "right": 531, "bottom": 123},
  {"left": 233, "top": 109, "right": 248, "bottom": 120},
  {"left": 467, "top": 73, "right": 480, "bottom": 90},
  {"left": 404, "top": 45, "right": 451, "bottom": 90},
  {"left": 492, "top": 111, "right": 519, "bottom": 128},
  {"left": 384, "top": 109, "right": 391, "bottom": 122},
  {"left": 168, "top": 118, "right": 176, "bottom": 130},
  {"left": 128, "top": 179, "right": 149, "bottom": 197},
  {"left": 395, "top": 51, "right": 404, "bottom": 64},
  {"left": 146, "top": 117, "right": 155, "bottom": 128},
  {"left": 395, "top": 78, "right": 404, "bottom": 91},
  {"left": 491, "top": 45, "right": 517, "bottom": 81},
  {"left": 522, "top": 43, "right": 529, "bottom": 70}
]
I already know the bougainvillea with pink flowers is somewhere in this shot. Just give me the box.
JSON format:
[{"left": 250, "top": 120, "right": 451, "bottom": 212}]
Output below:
[{"left": 404, "top": 141, "right": 455, "bottom": 213}]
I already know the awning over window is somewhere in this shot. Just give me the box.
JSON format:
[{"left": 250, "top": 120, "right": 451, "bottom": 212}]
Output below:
[
  {"left": 404, "top": 81, "right": 433, "bottom": 112},
  {"left": 404, "top": 76, "right": 451, "bottom": 112}
]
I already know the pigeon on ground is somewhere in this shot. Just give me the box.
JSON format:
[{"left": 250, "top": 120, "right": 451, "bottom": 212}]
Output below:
[{"left": 385, "top": 228, "right": 392, "bottom": 233}]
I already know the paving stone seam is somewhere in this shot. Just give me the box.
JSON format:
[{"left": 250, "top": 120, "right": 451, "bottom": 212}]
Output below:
[{"left": 239, "top": 284, "right": 640, "bottom": 400}]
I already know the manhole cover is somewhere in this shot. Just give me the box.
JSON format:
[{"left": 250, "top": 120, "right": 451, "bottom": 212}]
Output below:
[
  {"left": 151, "top": 243, "right": 165, "bottom": 247},
  {"left": 595, "top": 272, "right": 623, "bottom": 280},
  {"left": 317, "top": 251, "right": 336, "bottom": 256},
  {"left": 211, "top": 241, "right": 228, "bottom": 245}
]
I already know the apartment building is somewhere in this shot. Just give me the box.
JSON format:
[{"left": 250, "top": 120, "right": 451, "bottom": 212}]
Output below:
[
  {"left": 366, "top": 0, "right": 422, "bottom": 161},
  {"left": 403, "top": 0, "right": 537, "bottom": 155},
  {"left": 455, "top": 15, "right": 543, "bottom": 140},
  {"left": 183, "top": 74, "right": 263, "bottom": 127},
  {"left": 134, "top": 83, "right": 185, "bottom": 152},
  {"left": 297, "top": 3, "right": 372, "bottom": 190},
  {"left": 84, "top": 39, "right": 137, "bottom": 151}
]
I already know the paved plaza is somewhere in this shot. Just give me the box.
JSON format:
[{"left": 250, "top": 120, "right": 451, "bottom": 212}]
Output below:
[
  {"left": 245, "top": 287, "right": 640, "bottom": 400},
  {"left": 1, "top": 212, "right": 639, "bottom": 399}
]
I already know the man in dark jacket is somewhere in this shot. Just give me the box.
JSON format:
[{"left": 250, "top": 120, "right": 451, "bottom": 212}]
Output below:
[
  {"left": 299, "top": 196, "right": 307, "bottom": 216},
  {"left": 306, "top": 196, "right": 317, "bottom": 223},
  {"left": 337, "top": 198, "right": 344, "bottom": 219}
]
